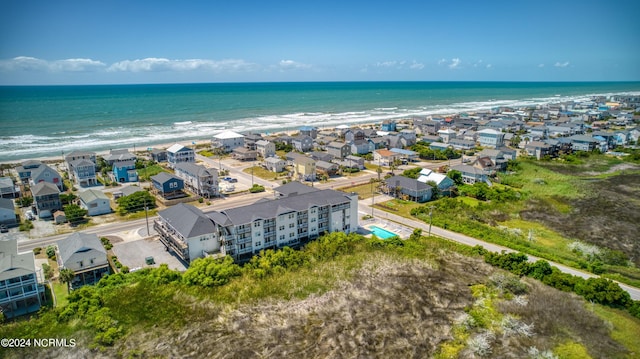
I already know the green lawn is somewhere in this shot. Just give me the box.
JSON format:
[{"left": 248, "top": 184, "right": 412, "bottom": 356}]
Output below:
[
  {"left": 52, "top": 281, "right": 70, "bottom": 308},
  {"left": 137, "top": 164, "right": 168, "bottom": 181},
  {"left": 338, "top": 182, "right": 378, "bottom": 199},
  {"left": 243, "top": 165, "right": 283, "bottom": 180}
]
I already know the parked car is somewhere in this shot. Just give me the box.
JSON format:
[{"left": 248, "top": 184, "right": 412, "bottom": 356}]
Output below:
[
  {"left": 26, "top": 210, "right": 35, "bottom": 221},
  {"left": 228, "top": 178, "right": 238, "bottom": 183},
  {"left": 222, "top": 176, "right": 233, "bottom": 182},
  {"left": 0, "top": 225, "right": 8, "bottom": 233}
]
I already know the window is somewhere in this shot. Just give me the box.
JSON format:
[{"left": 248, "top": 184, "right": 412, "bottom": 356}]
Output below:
[
  {"left": 311, "top": 218, "right": 316, "bottom": 223},
  {"left": 78, "top": 261, "right": 83, "bottom": 267},
  {"left": 279, "top": 235, "right": 285, "bottom": 240},
  {"left": 279, "top": 225, "right": 285, "bottom": 231},
  {"left": 288, "top": 213, "right": 294, "bottom": 219},
  {"left": 255, "top": 242, "right": 261, "bottom": 247},
  {"left": 289, "top": 223, "right": 295, "bottom": 228},
  {"left": 254, "top": 221, "right": 261, "bottom": 227},
  {"left": 169, "top": 182, "right": 178, "bottom": 189},
  {"left": 289, "top": 232, "right": 295, "bottom": 238}
]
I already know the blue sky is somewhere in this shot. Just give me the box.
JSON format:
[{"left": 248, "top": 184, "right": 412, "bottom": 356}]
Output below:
[{"left": 1, "top": 0, "right": 639, "bottom": 85}]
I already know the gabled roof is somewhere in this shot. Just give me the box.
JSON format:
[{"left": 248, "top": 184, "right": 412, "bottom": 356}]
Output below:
[
  {"left": 174, "top": 162, "right": 216, "bottom": 177},
  {"left": 30, "top": 164, "right": 59, "bottom": 179},
  {"left": 213, "top": 131, "right": 244, "bottom": 139},
  {"left": 57, "top": 233, "right": 106, "bottom": 265},
  {"left": 78, "top": 189, "right": 108, "bottom": 203},
  {"left": 167, "top": 143, "right": 193, "bottom": 153},
  {"left": 0, "top": 239, "right": 36, "bottom": 281},
  {"left": 213, "top": 188, "right": 352, "bottom": 225},
  {"left": 31, "top": 182, "right": 60, "bottom": 196},
  {"left": 274, "top": 181, "right": 319, "bottom": 197},
  {"left": 385, "top": 175, "right": 431, "bottom": 192},
  {"left": 151, "top": 172, "right": 182, "bottom": 184},
  {"left": 159, "top": 203, "right": 217, "bottom": 238},
  {"left": 0, "top": 198, "right": 14, "bottom": 211},
  {"left": 0, "top": 177, "right": 13, "bottom": 188}
]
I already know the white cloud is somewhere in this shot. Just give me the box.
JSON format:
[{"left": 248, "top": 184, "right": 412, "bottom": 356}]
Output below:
[
  {"left": 554, "top": 61, "right": 570, "bottom": 68},
  {"left": 107, "top": 58, "right": 257, "bottom": 72},
  {"left": 448, "top": 58, "right": 461, "bottom": 69},
  {"left": 0, "top": 56, "right": 105, "bottom": 72},
  {"left": 486, "top": 64, "right": 492, "bottom": 69},
  {"left": 538, "top": 64, "right": 545, "bottom": 68},
  {"left": 278, "top": 59, "right": 312, "bottom": 71},
  {"left": 375, "top": 61, "right": 398, "bottom": 68},
  {"left": 409, "top": 61, "right": 425, "bottom": 70},
  {"left": 438, "top": 58, "right": 446, "bottom": 65}
]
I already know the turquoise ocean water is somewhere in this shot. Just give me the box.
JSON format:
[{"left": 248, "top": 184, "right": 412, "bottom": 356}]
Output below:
[{"left": 1, "top": 82, "right": 639, "bottom": 162}]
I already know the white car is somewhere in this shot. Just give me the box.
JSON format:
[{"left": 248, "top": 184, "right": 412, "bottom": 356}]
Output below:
[{"left": 25, "top": 210, "right": 35, "bottom": 220}]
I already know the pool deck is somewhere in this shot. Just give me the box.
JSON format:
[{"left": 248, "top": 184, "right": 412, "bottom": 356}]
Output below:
[{"left": 360, "top": 219, "right": 414, "bottom": 239}]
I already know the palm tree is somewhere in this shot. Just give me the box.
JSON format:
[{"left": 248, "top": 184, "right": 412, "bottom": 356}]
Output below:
[{"left": 59, "top": 268, "right": 75, "bottom": 293}]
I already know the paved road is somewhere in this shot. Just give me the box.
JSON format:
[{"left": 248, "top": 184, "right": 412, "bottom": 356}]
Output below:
[
  {"left": 361, "top": 200, "right": 640, "bottom": 301},
  {"left": 18, "top": 157, "right": 640, "bottom": 301}
]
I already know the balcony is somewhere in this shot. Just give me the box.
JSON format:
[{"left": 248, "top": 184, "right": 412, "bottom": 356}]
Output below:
[{"left": 154, "top": 220, "right": 189, "bottom": 261}]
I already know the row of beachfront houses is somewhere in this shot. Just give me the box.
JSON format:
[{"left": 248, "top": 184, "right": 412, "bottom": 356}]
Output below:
[
  {"left": 154, "top": 182, "right": 358, "bottom": 263},
  {"left": 0, "top": 230, "right": 111, "bottom": 319}
]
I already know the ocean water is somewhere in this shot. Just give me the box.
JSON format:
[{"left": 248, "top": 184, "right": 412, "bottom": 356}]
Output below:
[{"left": 1, "top": 81, "right": 639, "bottom": 162}]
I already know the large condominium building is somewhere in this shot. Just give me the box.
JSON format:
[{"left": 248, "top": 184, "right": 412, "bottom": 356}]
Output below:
[{"left": 154, "top": 183, "right": 359, "bottom": 263}]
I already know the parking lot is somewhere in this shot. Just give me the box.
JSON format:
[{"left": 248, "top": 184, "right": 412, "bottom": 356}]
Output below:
[{"left": 112, "top": 236, "right": 188, "bottom": 272}]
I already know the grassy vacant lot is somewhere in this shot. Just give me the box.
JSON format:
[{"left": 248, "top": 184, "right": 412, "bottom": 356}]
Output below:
[
  {"left": 136, "top": 164, "right": 168, "bottom": 181},
  {"left": 379, "top": 154, "right": 640, "bottom": 287},
  {"left": 3, "top": 233, "right": 637, "bottom": 358},
  {"left": 242, "top": 165, "right": 284, "bottom": 180}
]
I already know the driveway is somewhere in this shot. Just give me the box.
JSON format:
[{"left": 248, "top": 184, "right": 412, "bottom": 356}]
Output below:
[{"left": 112, "top": 236, "right": 188, "bottom": 272}]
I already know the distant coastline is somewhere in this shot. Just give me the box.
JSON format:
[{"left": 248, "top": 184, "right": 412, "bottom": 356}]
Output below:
[{"left": 1, "top": 81, "right": 639, "bottom": 163}]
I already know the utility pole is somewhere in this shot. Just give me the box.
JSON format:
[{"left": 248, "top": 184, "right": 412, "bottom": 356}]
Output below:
[
  {"left": 371, "top": 180, "right": 375, "bottom": 218},
  {"left": 428, "top": 205, "right": 435, "bottom": 237},
  {"left": 144, "top": 197, "right": 150, "bottom": 236}
]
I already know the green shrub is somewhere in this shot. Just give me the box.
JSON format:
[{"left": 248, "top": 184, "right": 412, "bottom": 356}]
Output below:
[{"left": 46, "top": 245, "right": 56, "bottom": 259}]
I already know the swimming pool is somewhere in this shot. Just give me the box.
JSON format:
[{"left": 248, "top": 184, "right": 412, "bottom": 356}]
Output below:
[{"left": 369, "top": 225, "right": 399, "bottom": 239}]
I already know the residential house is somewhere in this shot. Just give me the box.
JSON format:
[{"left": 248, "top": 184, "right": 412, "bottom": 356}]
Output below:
[
  {"left": 212, "top": 131, "right": 245, "bottom": 152},
  {"left": 154, "top": 203, "right": 220, "bottom": 263},
  {"left": 525, "top": 141, "right": 556, "bottom": 159},
  {"left": 299, "top": 126, "right": 318, "bottom": 139},
  {"left": 327, "top": 141, "right": 351, "bottom": 159},
  {"left": 112, "top": 185, "right": 143, "bottom": 200},
  {"left": 292, "top": 135, "right": 314, "bottom": 152},
  {"left": 381, "top": 120, "right": 397, "bottom": 132},
  {"left": 0, "top": 238, "right": 45, "bottom": 319},
  {"left": 16, "top": 160, "right": 43, "bottom": 184},
  {"left": 104, "top": 149, "right": 136, "bottom": 166},
  {"left": 373, "top": 149, "right": 402, "bottom": 166},
  {"left": 567, "top": 135, "right": 599, "bottom": 152},
  {"left": 383, "top": 175, "right": 432, "bottom": 203},
  {"left": 472, "top": 157, "right": 498, "bottom": 176},
  {"left": 78, "top": 189, "right": 111, "bottom": 216},
  {"left": 390, "top": 148, "right": 419, "bottom": 163},
  {"left": 417, "top": 169, "right": 454, "bottom": 192},
  {"left": 263, "top": 157, "right": 286, "bottom": 173},
  {"left": 65, "top": 151, "right": 96, "bottom": 167},
  {"left": 53, "top": 210, "right": 67, "bottom": 225},
  {"left": 399, "top": 130, "right": 417, "bottom": 145},
  {"left": 0, "top": 198, "right": 17, "bottom": 227},
  {"left": 56, "top": 233, "right": 109, "bottom": 289},
  {"left": 68, "top": 159, "right": 97, "bottom": 187},
  {"left": 30, "top": 164, "right": 63, "bottom": 191},
  {"left": 232, "top": 147, "right": 258, "bottom": 161},
  {"left": 477, "top": 149, "right": 508, "bottom": 171},
  {"left": 31, "top": 182, "right": 61, "bottom": 219},
  {"left": 449, "top": 138, "right": 476, "bottom": 150},
  {"left": 592, "top": 136, "right": 609, "bottom": 153},
  {"left": 416, "top": 120, "right": 441, "bottom": 135},
  {"left": 438, "top": 129, "right": 456, "bottom": 143},
  {"left": 344, "top": 129, "right": 365, "bottom": 143},
  {"left": 174, "top": 162, "right": 219, "bottom": 198},
  {"left": 243, "top": 133, "right": 263, "bottom": 150},
  {"left": 350, "top": 139, "right": 374, "bottom": 155},
  {"left": 208, "top": 184, "right": 358, "bottom": 261},
  {"left": 429, "top": 142, "right": 451, "bottom": 152},
  {"left": 294, "top": 156, "right": 316, "bottom": 181},
  {"left": 150, "top": 148, "right": 168, "bottom": 162},
  {"left": 113, "top": 160, "right": 138, "bottom": 183},
  {"left": 309, "top": 151, "right": 334, "bottom": 163},
  {"left": 343, "top": 155, "right": 365, "bottom": 170},
  {"left": 166, "top": 144, "right": 195, "bottom": 168},
  {"left": 151, "top": 173, "right": 185, "bottom": 199},
  {"left": 386, "top": 133, "right": 414, "bottom": 149},
  {"left": 370, "top": 137, "right": 388, "bottom": 149},
  {"left": 285, "top": 152, "right": 307, "bottom": 166},
  {"left": 477, "top": 129, "right": 505, "bottom": 148},
  {"left": 316, "top": 161, "right": 339, "bottom": 177},
  {"left": 0, "top": 177, "right": 18, "bottom": 199},
  {"left": 419, "top": 135, "right": 442, "bottom": 144},
  {"left": 255, "top": 140, "right": 276, "bottom": 158},
  {"left": 449, "top": 164, "right": 488, "bottom": 184}
]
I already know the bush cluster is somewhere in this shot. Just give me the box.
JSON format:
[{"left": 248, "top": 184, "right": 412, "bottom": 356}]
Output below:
[{"left": 478, "top": 247, "right": 639, "bottom": 318}]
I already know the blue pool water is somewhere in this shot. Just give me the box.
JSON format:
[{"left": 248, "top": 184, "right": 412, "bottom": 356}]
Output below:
[{"left": 370, "top": 226, "right": 399, "bottom": 239}]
